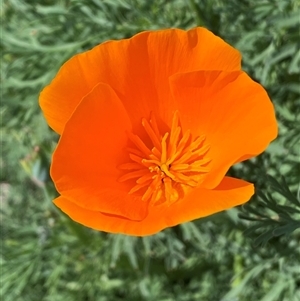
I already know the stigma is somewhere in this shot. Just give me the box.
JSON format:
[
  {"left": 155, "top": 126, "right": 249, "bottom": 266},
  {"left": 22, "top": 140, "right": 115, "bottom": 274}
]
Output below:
[{"left": 118, "top": 111, "right": 211, "bottom": 206}]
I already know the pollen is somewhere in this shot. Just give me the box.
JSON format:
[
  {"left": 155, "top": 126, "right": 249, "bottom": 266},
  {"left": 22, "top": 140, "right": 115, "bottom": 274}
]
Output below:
[{"left": 118, "top": 111, "right": 211, "bottom": 206}]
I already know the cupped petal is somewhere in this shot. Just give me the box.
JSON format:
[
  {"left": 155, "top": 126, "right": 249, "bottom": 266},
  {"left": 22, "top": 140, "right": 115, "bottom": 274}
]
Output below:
[
  {"left": 51, "top": 83, "right": 148, "bottom": 221},
  {"left": 39, "top": 32, "right": 153, "bottom": 134},
  {"left": 54, "top": 177, "right": 254, "bottom": 236},
  {"left": 146, "top": 27, "right": 242, "bottom": 127},
  {"left": 170, "top": 70, "right": 278, "bottom": 189},
  {"left": 39, "top": 27, "right": 241, "bottom": 134}
]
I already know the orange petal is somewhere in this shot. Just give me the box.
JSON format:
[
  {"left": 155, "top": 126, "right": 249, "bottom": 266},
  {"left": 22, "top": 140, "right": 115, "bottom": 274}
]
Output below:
[
  {"left": 54, "top": 177, "right": 253, "bottom": 236},
  {"left": 39, "top": 33, "right": 152, "bottom": 134},
  {"left": 170, "top": 70, "right": 278, "bottom": 189},
  {"left": 146, "top": 27, "right": 241, "bottom": 126},
  {"left": 51, "top": 83, "right": 148, "bottom": 221},
  {"left": 39, "top": 28, "right": 241, "bottom": 134}
]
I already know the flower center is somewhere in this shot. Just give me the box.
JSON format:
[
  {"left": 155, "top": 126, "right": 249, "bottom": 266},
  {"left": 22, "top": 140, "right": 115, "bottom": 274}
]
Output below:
[{"left": 118, "top": 111, "right": 211, "bottom": 206}]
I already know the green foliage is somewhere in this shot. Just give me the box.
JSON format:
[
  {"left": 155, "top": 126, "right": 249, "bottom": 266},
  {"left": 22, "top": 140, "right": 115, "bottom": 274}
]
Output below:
[
  {"left": 240, "top": 174, "right": 300, "bottom": 246},
  {"left": 1, "top": 0, "right": 300, "bottom": 300}
]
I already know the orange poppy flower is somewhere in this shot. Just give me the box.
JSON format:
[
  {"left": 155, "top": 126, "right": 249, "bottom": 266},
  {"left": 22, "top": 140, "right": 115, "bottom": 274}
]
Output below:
[{"left": 40, "top": 27, "right": 277, "bottom": 236}]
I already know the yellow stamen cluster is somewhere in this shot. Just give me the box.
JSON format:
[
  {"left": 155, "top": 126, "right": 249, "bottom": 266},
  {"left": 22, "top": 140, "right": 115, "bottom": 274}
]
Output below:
[{"left": 118, "top": 111, "right": 210, "bottom": 205}]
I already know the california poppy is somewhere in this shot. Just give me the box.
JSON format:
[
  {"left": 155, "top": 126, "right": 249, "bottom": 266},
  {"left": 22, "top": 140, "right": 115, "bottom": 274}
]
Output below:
[{"left": 40, "top": 27, "right": 277, "bottom": 236}]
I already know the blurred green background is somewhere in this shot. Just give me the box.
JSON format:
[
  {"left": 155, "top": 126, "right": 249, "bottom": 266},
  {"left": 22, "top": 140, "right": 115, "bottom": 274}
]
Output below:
[{"left": 1, "top": 0, "right": 300, "bottom": 300}]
